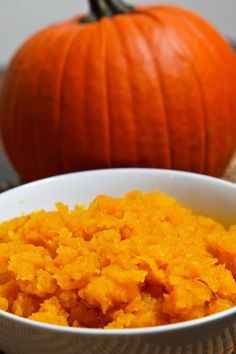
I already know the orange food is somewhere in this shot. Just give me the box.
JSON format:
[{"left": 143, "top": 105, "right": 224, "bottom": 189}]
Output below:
[{"left": 0, "top": 191, "right": 236, "bottom": 328}]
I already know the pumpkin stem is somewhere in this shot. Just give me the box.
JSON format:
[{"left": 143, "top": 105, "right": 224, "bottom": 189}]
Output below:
[{"left": 81, "top": 0, "right": 133, "bottom": 23}]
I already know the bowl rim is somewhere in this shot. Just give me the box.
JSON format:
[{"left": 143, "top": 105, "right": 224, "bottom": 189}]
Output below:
[
  {"left": 1, "top": 167, "right": 236, "bottom": 196},
  {"left": 0, "top": 167, "right": 236, "bottom": 335},
  {"left": 1, "top": 305, "right": 236, "bottom": 336}
]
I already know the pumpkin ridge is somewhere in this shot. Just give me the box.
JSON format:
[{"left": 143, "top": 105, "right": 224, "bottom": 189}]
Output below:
[
  {"left": 101, "top": 19, "right": 112, "bottom": 167},
  {"left": 60, "top": 24, "right": 97, "bottom": 172},
  {"left": 33, "top": 26, "right": 75, "bottom": 178},
  {"left": 55, "top": 28, "right": 81, "bottom": 174},
  {"left": 183, "top": 60, "right": 208, "bottom": 174},
  {"left": 4, "top": 27, "right": 63, "bottom": 180},
  {"left": 132, "top": 13, "right": 175, "bottom": 169},
  {"left": 0, "top": 30, "right": 40, "bottom": 178},
  {"left": 172, "top": 7, "right": 236, "bottom": 175},
  {"left": 0, "top": 30, "right": 44, "bottom": 155},
  {"left": 84, "top": 22, "right": 116, "bottom": 169},
  {"left": 0, "top": 55, "right": 22, "bottom": 174},
  {"left": 112, "top": 16, "right": 139, "bottom": 165},
  {"left": 129, "top": 14, "right": 174, "bottom": 168},
  {"left": 160, "top": 7, "right": 234, "bottom": 175},
  {"left": 146, "top": 9, "right": 207, "bottom": 174}
]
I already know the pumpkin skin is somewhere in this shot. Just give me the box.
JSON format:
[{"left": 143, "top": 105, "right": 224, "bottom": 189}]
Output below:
[{"left": 0, "top": 4, "right": 236, "bottom": 181}]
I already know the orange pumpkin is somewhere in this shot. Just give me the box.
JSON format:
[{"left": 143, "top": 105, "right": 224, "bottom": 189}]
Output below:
[{"left": 1, "top": 0, "right": 236, "bottom": 181}]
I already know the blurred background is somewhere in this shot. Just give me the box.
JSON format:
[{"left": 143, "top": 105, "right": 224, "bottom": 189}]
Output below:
[{"left": 0, "top": 0, "right": 236, "bottom": 183}]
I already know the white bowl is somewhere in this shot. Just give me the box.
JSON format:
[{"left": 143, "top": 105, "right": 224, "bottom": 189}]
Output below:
[{"left": 0, "top": 168, "right": 236, "bottom": 354}]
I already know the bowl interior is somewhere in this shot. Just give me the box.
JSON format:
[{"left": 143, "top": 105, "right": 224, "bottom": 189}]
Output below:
[{"left": 0, "top": 169, "right": 236, "bottom": 227}]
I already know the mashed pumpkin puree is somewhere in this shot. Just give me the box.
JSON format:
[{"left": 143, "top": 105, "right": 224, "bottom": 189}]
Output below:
[{"left": 0, "top": 191, "right": 236, "bottom": 329}]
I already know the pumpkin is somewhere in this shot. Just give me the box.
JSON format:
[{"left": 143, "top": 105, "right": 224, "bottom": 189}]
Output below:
[{"left": 0, "top": 0, "right": 236, "bottom": 181}]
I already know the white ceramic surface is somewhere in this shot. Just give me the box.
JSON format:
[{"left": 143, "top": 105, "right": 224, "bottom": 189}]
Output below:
[{"left": 0, "top": 168, "right": 236, "bottom": 354}]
